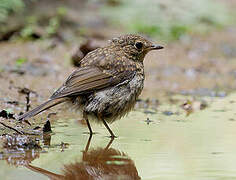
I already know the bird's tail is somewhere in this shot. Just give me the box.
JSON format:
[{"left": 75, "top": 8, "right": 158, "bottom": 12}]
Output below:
[
  {"left": 17, "top": 98, "right": 67, "bottom": 120},
  {"left": 25, "top": 164, "right": 64, "bottom": 179}
]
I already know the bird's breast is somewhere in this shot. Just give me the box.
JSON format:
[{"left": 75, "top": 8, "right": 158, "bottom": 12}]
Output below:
[{"left": 84, "top": 73, "right": 144, "bottom": 123}]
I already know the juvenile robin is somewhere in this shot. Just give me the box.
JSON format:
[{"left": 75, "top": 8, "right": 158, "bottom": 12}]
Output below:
[{"left": 18, "top": 34, "right": 163, "bottom": 137}]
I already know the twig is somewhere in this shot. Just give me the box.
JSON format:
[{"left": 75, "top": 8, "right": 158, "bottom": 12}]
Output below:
[
  {"left": 26, "top": 92, "right": 30, "bottom": 112},
  {"left": 0, "top": 122, "right": 24, "bottom": 135}
]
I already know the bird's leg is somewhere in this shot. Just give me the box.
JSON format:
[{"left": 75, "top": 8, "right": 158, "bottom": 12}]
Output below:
[
  {"left": 104, "top": 137, "right": 115, "bottom": 150},
  {"left": 98, "top": 113, "right": 117, "bottom": 138},
  {"left": 84, "top": 134, "right": 92, "bottom": 152},
  {"left": 83, "top": 111, "right": 94, "bottom": 135}
]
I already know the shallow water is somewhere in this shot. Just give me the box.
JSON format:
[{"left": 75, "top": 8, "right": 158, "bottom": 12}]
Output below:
[{"left": 1, "top": 93, "right": 236, "bottom": 180}]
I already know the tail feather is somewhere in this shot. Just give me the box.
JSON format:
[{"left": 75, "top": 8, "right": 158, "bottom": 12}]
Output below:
[
  {"left": 25, "top": 164, "right": 63, "bottom": 179},
  {"left": 17, "top": 98, "right": 66, "bottom": 120}
]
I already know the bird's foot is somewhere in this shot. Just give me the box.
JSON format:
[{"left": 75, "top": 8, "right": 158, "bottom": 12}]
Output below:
[
  {"left": 83, "top": 131, "right": 98, "bottom": 135},
  {"left": 106, "top": 135, "right": 118, "bottom": 139}
]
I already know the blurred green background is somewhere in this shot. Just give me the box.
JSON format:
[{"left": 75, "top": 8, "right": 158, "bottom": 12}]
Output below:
[{"left": 0, "top": 0, "right": 234, "bottom": 41}]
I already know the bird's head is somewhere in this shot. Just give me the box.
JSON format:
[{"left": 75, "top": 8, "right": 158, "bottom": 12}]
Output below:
[{"left": 110, "top": 34, "right": 164, "bottom": 61}]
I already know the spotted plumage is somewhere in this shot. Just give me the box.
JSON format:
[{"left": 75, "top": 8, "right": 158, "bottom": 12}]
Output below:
[{"left": 17, "top": 34, "right": 163, "bottom": 137}]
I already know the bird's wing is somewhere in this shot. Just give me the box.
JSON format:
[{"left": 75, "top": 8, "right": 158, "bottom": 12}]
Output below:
[{"left": 50, "top": 66, "right": 133, "bottom": 99}]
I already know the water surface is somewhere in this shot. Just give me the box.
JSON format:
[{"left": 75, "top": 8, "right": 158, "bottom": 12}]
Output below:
[{"left": 1, "top": 93, "right": 236, "bottom": 179}]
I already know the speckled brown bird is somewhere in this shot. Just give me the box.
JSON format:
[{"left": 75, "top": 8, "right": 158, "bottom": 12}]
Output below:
[{"left": 18, "top": 34, "right": 163, "bottom": 137}]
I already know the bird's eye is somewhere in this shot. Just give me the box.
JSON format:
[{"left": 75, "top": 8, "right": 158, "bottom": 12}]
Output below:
[{"left": 135, "top": 42, "right": 143, "bottom": 50}]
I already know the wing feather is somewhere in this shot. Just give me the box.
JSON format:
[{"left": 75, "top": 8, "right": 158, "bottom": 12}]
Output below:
[{"left": 50, "top": 66, "right": 131, "bottom": 99}]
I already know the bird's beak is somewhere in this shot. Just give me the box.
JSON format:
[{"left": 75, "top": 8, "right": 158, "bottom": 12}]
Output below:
[{"left": 149, "top": 44, "right": 164, "bottom": 50}]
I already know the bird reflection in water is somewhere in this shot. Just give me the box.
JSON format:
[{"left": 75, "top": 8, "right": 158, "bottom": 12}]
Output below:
[{"left": 25, "top": 135, "right": 141, "bottom": 180}]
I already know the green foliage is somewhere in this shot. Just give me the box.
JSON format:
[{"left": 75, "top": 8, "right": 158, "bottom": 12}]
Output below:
[
  {"left": 19, "top": 7, "right": 68, "bottom": 39},
  {"left": 15, "top": 57, "right": 27, "bottom": 67},
  {"left": 102, "top": 0, "right": 233, "bottom": 41},
  {"left": 45, "top": 7, "right": 67, "bottom": 37},
  {"left": 19, "top": 16, "right": 37, "bottom": 39},
  {"left": 132, "top": 24, "right": 162, "bottom": 37},
  {"left": 20, "top": 26, "right": 34, "bottom": 39},
  {"left": 0, "top": 0, "right": 24, "bottom": 23},
  {"left": 46, "top": 17, "right": 60, "bottom": 36},
  {"left": 170, "top": 25, "right": 189, "bottom": 40},
  {"left": 56, "top": 6, "right": 67, "bottom": 17}
]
